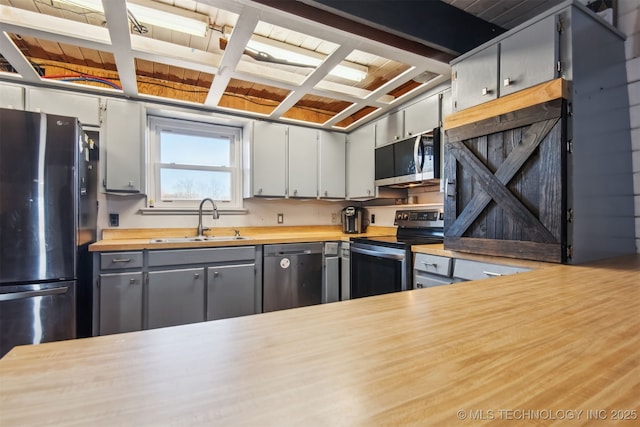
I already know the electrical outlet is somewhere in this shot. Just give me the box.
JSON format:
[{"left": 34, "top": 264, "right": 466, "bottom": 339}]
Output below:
[
  {"left": 331, "top": 213, "right": 338, "bottom": 224},
  {"left": 371, "top": 214, "right": 375, "bottom": 224},
  {"left": 109, "top": 213, "right": 119, "bottom": 227},
  {"left": 277, "top": 213, "right": 284, "bottom": 224}
]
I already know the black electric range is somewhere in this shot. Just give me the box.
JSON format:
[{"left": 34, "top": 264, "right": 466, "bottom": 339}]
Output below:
[
  {"left": 349, "top": 208, "right": 444, "bottom": 299},
  {"left": 351, "top": 208, "right": 444, "bottom": 249}
]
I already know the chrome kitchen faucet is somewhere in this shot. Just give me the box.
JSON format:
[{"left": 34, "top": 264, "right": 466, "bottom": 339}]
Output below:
[{"left": 197, "top": 198, "right": 219, "bottom": 236}]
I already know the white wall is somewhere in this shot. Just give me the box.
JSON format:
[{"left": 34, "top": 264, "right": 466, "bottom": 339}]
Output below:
[
  {"left": 100, "top": 195, "right": 349, "bottom": 230},
  {"left": 618, "top": 0, "right": 640, "bottom": 252}
]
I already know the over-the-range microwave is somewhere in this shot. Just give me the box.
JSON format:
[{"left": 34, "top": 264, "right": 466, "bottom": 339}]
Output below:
[{"left": 374, "top": 128, "right": 441, "bottom": 188}]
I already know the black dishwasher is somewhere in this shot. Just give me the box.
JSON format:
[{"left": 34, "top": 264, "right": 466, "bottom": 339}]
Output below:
[{"left": 263, "top": 243, "right": 323, "bottom": 312}]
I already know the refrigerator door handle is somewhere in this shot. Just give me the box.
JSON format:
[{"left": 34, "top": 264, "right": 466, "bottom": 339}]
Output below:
[{"left": 0, "top": 286, "right": 69, "bottom": 302}]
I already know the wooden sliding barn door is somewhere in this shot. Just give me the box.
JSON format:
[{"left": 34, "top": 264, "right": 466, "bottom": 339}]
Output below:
[{"left": 444, "top": 99, "right": 567, "bottom": 263}]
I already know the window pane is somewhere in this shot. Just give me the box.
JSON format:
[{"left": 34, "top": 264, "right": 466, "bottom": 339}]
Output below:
[
  {"left": 160, "top": 132, "right": 231, "bottom": 167},
  {"left": 160, "top": 169, "right": 231, "bottom": 201}
]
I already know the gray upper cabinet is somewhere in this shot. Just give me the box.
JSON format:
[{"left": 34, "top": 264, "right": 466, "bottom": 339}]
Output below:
[
  {"left": 249, "top": 122, "right": 345, "bottom": 199},
  {"left": 499, "top": 14, "right": 558, "bottom": 97},
  {"left": 104, "top": 98, "right": 144, "bottom": 193},
  {"left": 346, "top": 122, "right": 375, "bottom": 199},
  {"left": 288, "top": 126, "right": 318, "bottom": 198},
  {"left": 251, "top": 121, "right": 287, "bottom": 197},
  {"left": 451, "top": 13, "right": 560, "bottom": 112},
  {"left": 441, "top": 89, "right": 452, "bottom": 122},
  {"left": 451, "top": 44, "right": 499, "bottom": 112},
  {"left": 318, "top": 130, "right": 346, "bottom": 199},
  {"left": 26, "top": 88, "right": 100, "bottom": 126},
  {"left": 0, "top": 85, "right": 24, "bottom": 110},
  {"left": 404, "top": 95, "right": 440, "bottom": 137},
  {"left": 375, "top": 110, "right": 403, "bottom": 146}
]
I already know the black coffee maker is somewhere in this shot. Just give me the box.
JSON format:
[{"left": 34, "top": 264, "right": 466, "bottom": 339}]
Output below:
[{"left": 342, "top": 206, "right": 366, "bottom": 234}]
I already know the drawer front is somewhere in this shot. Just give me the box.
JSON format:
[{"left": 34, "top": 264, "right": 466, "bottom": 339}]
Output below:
[
  {"left": 414, "top": 253, "right": 452, "bottom": 277},
  {"left": 413, "top": 271, "right": 454, "bottom": 289},
  {"left": 100, "top": 252, "right": 143, "bottom": 270},
  {"left": 453, "top": 259, "right": 530, "bottom": 281},
  {"left": 148, "top": 246, "right": 255, "bottom": 267}
]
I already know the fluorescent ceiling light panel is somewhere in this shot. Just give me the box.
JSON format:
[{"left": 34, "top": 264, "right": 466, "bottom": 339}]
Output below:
[
  {"left": 56, "top": 0, "right": 209, "bottom": 37},
  {"left": 56, "top": 0, "right": 103, "bottom": 11},
  {"left": 127, "top": 3, "right": 209, "bottom": 37},
  {"left": 245, "top": 39, "right": 367, "bottom": 82}
]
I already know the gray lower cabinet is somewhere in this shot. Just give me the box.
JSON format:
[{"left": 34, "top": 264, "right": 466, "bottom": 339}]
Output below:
[
  {"left": 413, "top": 253, "right": 531, "bottom": 289},
  {"left": 147, "top": 268, "right": 206, "bottom": 329},
  {"left": 207, "top": 264, "right": 256, "bottom": 321},
  {"left": 452, "top": 259, "right": 530, "bottom": 281},
  {"left": 95, "top": 246, "right": 261, "bottom": 335},
  {"left": 99, "top": 272, "right": 143, "bottom": 335},
  {"left": 413, "top": 253, "right": 455, "bottom": 289}
]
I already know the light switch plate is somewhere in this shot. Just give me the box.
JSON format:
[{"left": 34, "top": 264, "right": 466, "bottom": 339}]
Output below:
[{"left": 277, "top": 213, "right": 284, "bottom": 224}]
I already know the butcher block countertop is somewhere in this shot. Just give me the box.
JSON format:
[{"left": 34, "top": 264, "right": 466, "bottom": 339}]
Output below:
[
  {"left": 89, "top": 225, "right": 396, "bottom": 251},
  {"left": 1, "top": 254, "right": 639, "bottom": 426}
]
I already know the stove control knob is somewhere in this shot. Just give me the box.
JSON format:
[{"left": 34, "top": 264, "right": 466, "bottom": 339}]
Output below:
[
  {"left": 402, "top": 213, "right": 409, "bottom": 220},
  {"left": 396, "top": 213, "right": 403, "bottom": 221}
]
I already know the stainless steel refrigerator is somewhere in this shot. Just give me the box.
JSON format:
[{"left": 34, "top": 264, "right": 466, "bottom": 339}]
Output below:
[{"left": 0, "top": 108, "right": 96, "bottom": 358}]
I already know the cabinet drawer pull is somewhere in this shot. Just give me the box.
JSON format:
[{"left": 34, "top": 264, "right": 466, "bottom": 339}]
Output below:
[
  {"left": 194, "top": 273, "right": 200, "bottom": 279},
  {"left": 213, "top": 271, "right": 219, "bottom": 277},
  {"left": 422, "top": 262, "right": 438, "bottom": 268},
  {"left": 483, "top": 271, "right": 502, "bottom": 277},
  {"left": 112, "top": 258, "right": 132, "bottom": 263},
  {"left": 129, "top": 278, "right": 137, "bottom": 284}
]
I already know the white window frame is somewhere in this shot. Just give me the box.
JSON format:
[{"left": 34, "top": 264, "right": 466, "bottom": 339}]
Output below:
[{"left": 147, "top": 115, "right": 243, "bottom": 210}]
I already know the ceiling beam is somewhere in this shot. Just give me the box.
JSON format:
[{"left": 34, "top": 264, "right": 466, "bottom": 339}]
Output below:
[
  {"left": 251, "top": 0, "right": 505, "bottom": 57},
  {"left": 205, "top": 7, "right": 260, "bottom": 107},
  {"left": 0, "top": 32, "right": 41, "bottom": 82},
  {"left": 268, "top": 43, "right": 354, "bottom": 118},
  {"left": 101, "top": 0, "right": 138, "bottom": 95}
]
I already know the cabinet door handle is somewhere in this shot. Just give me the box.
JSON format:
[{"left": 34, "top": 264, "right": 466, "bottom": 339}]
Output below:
[
  {"left": 503, "top": 78, "right": 512, "bottom": 87},
  {"left": 481, "top": 87, "right": 491, "bottom": 96},
  {"left": 213, "top": 271, "right": 219, "bottom": 277},
  {"left": 193, "top": 273, "right": 200, "bottom": 279},
  {"left": 483, "top": 271, "right": 502, "bottom": 277},
  {"left": 112, "top": 258, "right": 131, "bottom": 263},
  {"left": 129, "top": 278, "right": 137, "bottom": 284}
]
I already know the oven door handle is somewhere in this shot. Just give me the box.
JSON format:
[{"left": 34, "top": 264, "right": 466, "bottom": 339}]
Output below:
[{"left": 351, "top": 246, "right": 404, "bottom": 260}]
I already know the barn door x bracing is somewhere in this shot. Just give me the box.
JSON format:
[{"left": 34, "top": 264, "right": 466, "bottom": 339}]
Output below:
[{"left": 444, "top": 98, "right": 567, "bottom": 263}]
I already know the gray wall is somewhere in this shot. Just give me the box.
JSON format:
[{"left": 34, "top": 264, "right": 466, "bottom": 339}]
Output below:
[{"left": 619, "top": 0, "right": 640, "bottom": 252}]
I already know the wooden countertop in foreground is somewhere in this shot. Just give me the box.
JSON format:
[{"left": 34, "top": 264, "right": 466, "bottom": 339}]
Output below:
[{"left": 1, "top": 254, "right": 639, "bottom": 426}]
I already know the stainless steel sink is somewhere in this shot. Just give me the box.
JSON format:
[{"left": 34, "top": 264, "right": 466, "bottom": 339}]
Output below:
[{"left": 149, "top": 236, "right": 251, "bottom": 243}]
